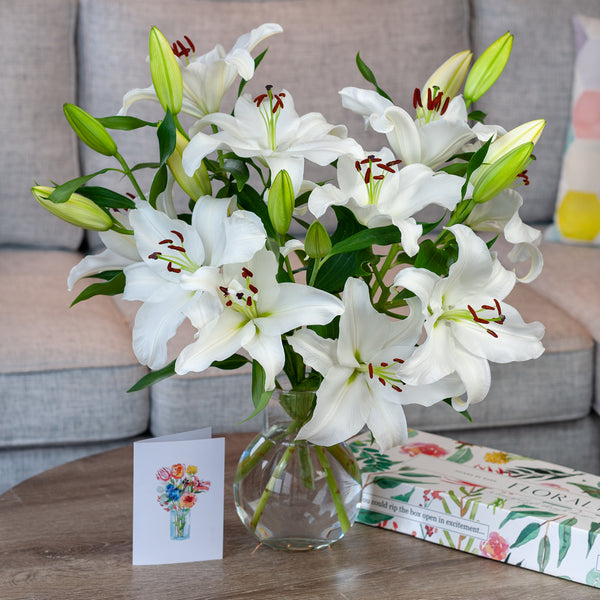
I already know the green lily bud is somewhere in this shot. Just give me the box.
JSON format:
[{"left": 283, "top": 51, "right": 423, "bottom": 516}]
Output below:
[
  {"left": 464, "top": 32, "right": 513, "bottom": 106},
  {"left": 167, "top": 130, "right": 211, "bottom": 199},
  {"left": 472, "top": 142, "right": 533, "bottom": 204},
  {"left": 63, "top": 103, "right": 118, "bottom": 157},
  {"left": 420, "top": 49, "right": 472, "bottom": 111},
  {"left": 305, "top": 220, "right": 332, "bottom": 259},
  {"left": 149, "top": 26, "right": 183, "bottom": 115},
  {"left": 485, "top": 119, "right": 545, "bottom": 165},
  {"left": 267, "top": 170, "right": 295, "bottom": 235},
  {"left": 32, "top": 185, "right": 113, "bottom": 231}
]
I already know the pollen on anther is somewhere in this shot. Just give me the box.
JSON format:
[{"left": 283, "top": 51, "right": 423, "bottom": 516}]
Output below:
[
  {"left": 184, "top": 35, "right": 195, "bottom": 53},
  {"left": 378, "top": 377, "right": 386, "bottom": 386},
  {"left": 368, "top": 363, "right": 374, "bottom": 379},
  {"left": 487, "top": 329, "right": 499, "bottom": 338},
  {"left": 159, "top": 239, "right": 173, "bottom": 245},
  {"left": 393, "top": 358, "right": 404, "bottom": 364},
  {"left": 241, "top": 267, "right": 254, "bottom": 278},
  {"left": 168, "top": 245, "right": 186, "bottom": 253},
  {"left": 167, "top": 262, "right": 181, "bottom": 273},
  {"left": 392, "top": 385, "right": 403, "bottom": 393},
  {"left": 249, "top": 284, "right": 258, "bottom": 294},
  {"left": 246, "top": 297, "right": 253, "bottom": 307},
  {"left": 219, "top": 286, "right": 229, "bottom": 296},
  {"left": 171, "top": 230, "right": 185, "bottom": 243},
  {"left": 380, "top": 362, "right": 389, "bottom": 367},
  {"left": 148, "top": 252, "right": 162, "bottom": 260},
  {"left": 413, "top": 87, "right": 423, "bottom": 109}
]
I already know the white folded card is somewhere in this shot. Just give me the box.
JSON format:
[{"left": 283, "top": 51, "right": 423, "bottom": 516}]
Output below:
[{"left": 132, "top": 427, "right": 225, "bottom": 565}]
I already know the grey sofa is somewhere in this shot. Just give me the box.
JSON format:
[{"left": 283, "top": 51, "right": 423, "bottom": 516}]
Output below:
[{"left": 1, "top": 0, "right": 599, "bottom": 494}]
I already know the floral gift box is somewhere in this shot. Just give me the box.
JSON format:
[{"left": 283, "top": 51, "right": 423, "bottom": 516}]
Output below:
[{"left": 350, "top": 430, "right": 600, "bottom": 588}]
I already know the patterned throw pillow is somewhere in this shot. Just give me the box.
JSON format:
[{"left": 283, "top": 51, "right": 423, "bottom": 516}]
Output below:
[{"left": 550, "top": 14, "right": 600, "bottom": 244}]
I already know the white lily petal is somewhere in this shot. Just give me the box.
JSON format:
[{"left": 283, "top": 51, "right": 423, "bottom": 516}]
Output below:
[
  {"left": 308, "top": 184, "right": 348, "bottom": 219},
  {"left": 118, "top": 85, "right": 157, "bottom": 115},
  {"left": 365, "top": 393, "right": 408, "bottom": 451},
  {"left": 297, "top": 367, "right": 370, "bottom": 446},
  {"left": 224, "top": 48, "right": 256, "bottom": 81},
  {"left": 288, "top": 328, "right": 337, "bottom": 375},
  {"left": 244, "top": 331, "right": 286, "bottom": 390},
  {"left": 382, "top": 106, "right": 421, "bottom": 163},
  {"left": 176, "top": 311, "right": 254, "bottom": 374},
  {"left": 67, "top": 245, "right": 137, "bottom": 291}
]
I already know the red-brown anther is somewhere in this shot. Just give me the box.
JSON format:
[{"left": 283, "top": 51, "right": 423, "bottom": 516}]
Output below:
[
  {"left": 427, "top": 88, "right": 434, "bottom": 110},
  {"left": 468, "top": 304, "right": 489, "bottom": 324},
  {"left": 241, "top": 267, "right": 253, "bottom": 278},
  {"left": 481, "top": 304, "right": 495, "bottom": 311},
  {"left": 494, "top": 298, "right": 502, "bottom": 314},
  {"left": 441, "top": 96, "right": 450, "bottom": 115},
  {"left": 249, "top": 284, "right": 258, "bottom": 294},
  {"left": 173, "top": 40, "right": 191, "bottom": 59},
  {"left": 355, "top": 160, "right": 362, "bottom": 172},
  {"left": 272, "top": 95, "right": 285, "bottom": 113},
  {"left": 159, "top": 239, "right": 174, "bottom": 245},
  {"left": 168, "top": 245, "right": 186, "bottom": 253},
  {"left": 226, "top": 300, "right": 233, "bottom": 307},
  {"left": 364, "top": 167, "right": 372, "bottom": 184},
  {"left": 393, "top": 358, "right": 404, "bottom": 363},
  {"left": 373, "top": 175, "right": 385, "bottom": 180},
  {"left": 219, "top": 286, "right": 229, "bottom": 296},
  {"left": 126, "top": 192, "right": 136, "bottom": 199},
  {"left": 487, "top": 329, "right": 499, "bottom": 338},
  {"left": 246, "top": 297, "right": 253, "bottom": 307},
  {"left": 171, "top": 230, "right": 185, "bottom": 243},
  {"left": 377, "top": 163, "right": 396, "bottom": 173},
  {"left": 148, "top": 252, "right": 162, "bottom": 260},
  {"left": 184, "top": 35, "right": 195, "bottom": 53},
  {"left": 368, "top": 363, "right": 374, "bottom": 379},
  {"left": 392, "top": 385, "right": 403, "bottom": 393},
  {"left": 378, "top": 377, "right": 386, "bottom": 386},
  {"left": 380, "top": 362, "right": 389, "bottom": 367},
  {"left": 387, "top": 159, "right": 402, "bottom": 167},
  {"left": 253, "top": 93, "right": 268, "bottom": 106},
  {"left": 413, "top": 87, "right": 423, "bottom": 109},
  {"left": 167, "top": 262, "right": 181, "bottom": 273},
  {"left": 517, "top": 170, "right": 530, "bottom": 186}
]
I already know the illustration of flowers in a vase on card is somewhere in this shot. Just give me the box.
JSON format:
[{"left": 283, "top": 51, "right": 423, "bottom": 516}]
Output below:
[{"left": 156, "top": 463, "right": 211, "bottom": 540}]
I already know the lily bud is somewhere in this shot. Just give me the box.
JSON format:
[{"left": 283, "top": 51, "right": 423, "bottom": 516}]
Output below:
[
  {"left": 63, "top": 103, "right": 118, "bottom": 156},
  {"left": 485, "top": 119, "right": 545, "bottom": 165},
  {"left": 167, "top": 130, "right": 211, "bottom": 200},
  {"left": 32, "top": 185, "right": 113, "bottom": 231},
  {"left": 267, "top": 170, "right": 295, "bottom": 235},
  {"left": 149, "top": 26, "right": 183, "bottom": 115},
  {"left": 305, "top": 220, "right": 332, "bottom": 259},
  {"left": 464, "top": 32, "right": 513, "bottom": 106},
  {"left": 421, "top": 49, "right": 472, "bottom": 108},
  {"left": 472, "top": 142, "right": 533, "bottom": 204}
]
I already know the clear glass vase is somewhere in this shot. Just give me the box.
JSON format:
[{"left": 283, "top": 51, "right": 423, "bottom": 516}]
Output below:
[
  {"left": 170, "top": 508, "right": 190, "bottom": 540},
  {"left": 233, "top": 390, "right": 363, "bottom": 551}
]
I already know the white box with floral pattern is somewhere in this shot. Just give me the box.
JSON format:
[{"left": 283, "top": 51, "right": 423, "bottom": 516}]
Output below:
[{"left": 350, "top": 430, "right": 600, "bottom": 588}]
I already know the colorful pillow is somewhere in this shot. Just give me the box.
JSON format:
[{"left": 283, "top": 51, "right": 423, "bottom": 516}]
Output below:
[{"left": 551, "top": 14, "right": 600, "bottom": 244}]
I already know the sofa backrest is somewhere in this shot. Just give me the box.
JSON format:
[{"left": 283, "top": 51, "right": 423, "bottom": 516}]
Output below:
[
  {"left": 472, "top": 0, "right": 600, "bottom": 224},
  {"left": 76, "top": 0, "right": 470, "bottom": 212},
  {"left": 0, "top": 0, "right": 82, "bottom": 251}
]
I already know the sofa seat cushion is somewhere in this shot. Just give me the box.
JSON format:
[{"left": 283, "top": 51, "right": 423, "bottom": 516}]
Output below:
[
  {"left": 404, "top": 282, "right": 594, "bottom": 431},
  {"left": 0, "top": 249, "right": 149, "bottom": 447}
]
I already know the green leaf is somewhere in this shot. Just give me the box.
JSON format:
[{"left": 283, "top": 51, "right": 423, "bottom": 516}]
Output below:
[
  {"left": 537, "top": 535, "right": 551, "bottom": 572},
  {"left": 587, "top": 522, "right": 600, "bottom": 557},
  {"left": 157, "top": 110, "right": 177, "bottom": 166},
  {"left": 442, "top": 397, "right": 472, "bottom": 422},
  {"left": 97, "top": 115, "right": 157, "bottom": 130},
  {"left": 356, "top": 52, "right": 393, "bottom": 102},
  {"left": 149, "top": 164, "right": 168, "bottom": 208},
  {"left": 414, "top": 239, "right": 458, "bottom": 276},
  {"left": 391, "top": 488, "right": 415, "bottom": 503},
  {"left": 48, "top": 168, "right": 116, "bottom": 203},
  {"left": 76, "top": 186, "right": 136, "bottom": 210},
  {"left": 467, "top": 110, "right": 487, "bottom": 123},
  {"left": 572, "top": 483, "right": 600, "bottom": 498},
  {"left": 357, "top": 508, "right": 393, "bottom": 525},
  {"left": 447, "top": 446, "right": 474, "bottom": 464},
  {"left": 70, "top": 271, "right": 125, "bottom": 307},
  {"left": 238, "top": 361, "right": 273, "bottom": 423},
  {"left": 372, "top": 473, "right": 435, "bottom": 488},
  {"left": 500, "top": 509, "right": 558, "bottom": 528},
  {"left": 223, "top": 157, "right": 250, "bottom": 191},
  {"left": 462, "top": 136, "right": 492, "bottom": 198},
  {"left": 236, "top": 184, "right": 275, "bottom": 237},
  {"left": 510, "top": 522, "right": 541, "bottom": 549},
  {"left": 328, "top": 225, "right": 402, "bottom": 257},
  {"left": 127, "top": 360, "right": 175, "bottom": 393},
  {"left": 211, "top": 354, "right": 250, "bottom": 370},
  {"left": 558, "top": 517, "right": 577, "bottom": 567}
]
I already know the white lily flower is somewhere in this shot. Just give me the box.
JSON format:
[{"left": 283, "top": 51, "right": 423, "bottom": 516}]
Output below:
[
  {"left": 67, "top": 211, "right": 139, "bottom": 290},
  {"left": 339, "top": 87, "right": 475, "bottom": 169},
  {"left": 289, "top": 278, "right": 465, "bottom": 450},
  {"left": 175, "top": 249, "right": 344, "bottom": 390},
  {"left": 466, "top": 189, "right": 543, "bottom": 282},
  {"left": 122, "top": 197, "right": 266, "bottom": 369},
  {"left": 308, "top": 148, "right": 464, "bottom": 256},
  {"left": 119, "top": 23, "right": 283, "bottom": 118},
  {"left": 393, "top": 224, "right": 545, "bottom": 410},
  {"left": 182, "top": 88, "right": 363, "bottom": 194}
]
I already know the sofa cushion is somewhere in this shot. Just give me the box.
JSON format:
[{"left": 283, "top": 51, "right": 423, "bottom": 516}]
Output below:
[
  {"left": 550, "top": 14, "right": 600, "bottom": 244},
  {"left": 471, "top": 0, "right": 600, "bottom": 224},
  {"left": 0, "top": 250, "right": 149, "bottom": 446},
  {"left": 0, "top": 0, "right": 82, "bottom": 250}
]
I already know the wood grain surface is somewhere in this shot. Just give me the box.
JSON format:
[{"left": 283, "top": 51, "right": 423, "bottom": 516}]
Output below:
[{"left": 0, "top": 433, "right": 597, "bottom": 600}]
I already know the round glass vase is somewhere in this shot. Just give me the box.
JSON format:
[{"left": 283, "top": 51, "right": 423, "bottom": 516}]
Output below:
[{"left": 233, "top": 390, "right": 363, "bottom": 551}]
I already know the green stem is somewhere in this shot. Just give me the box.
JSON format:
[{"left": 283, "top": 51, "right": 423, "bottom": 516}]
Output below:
[
  {"left": 250, "top": 443, "right": 296, "bottom": 531},
  {"left": 315, "top": 445, "right": 351, "bottom": 534},
  {"left": 114, "top": 153, "right": 146, "bottom": 202}
]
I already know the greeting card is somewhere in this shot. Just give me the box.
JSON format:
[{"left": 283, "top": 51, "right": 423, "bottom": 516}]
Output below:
[{"left": 132, "top": 427, "right": 225, "bottom": 565}]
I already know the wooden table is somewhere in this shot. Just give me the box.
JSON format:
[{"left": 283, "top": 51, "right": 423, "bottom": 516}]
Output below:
[{"left": 0, "top": 433, "right": 597, "bottom": 600}]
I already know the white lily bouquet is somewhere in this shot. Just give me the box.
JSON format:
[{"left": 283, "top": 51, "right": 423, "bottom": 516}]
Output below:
[{"left": 33, "top": 24, "right": 545, "bottom": 467}]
